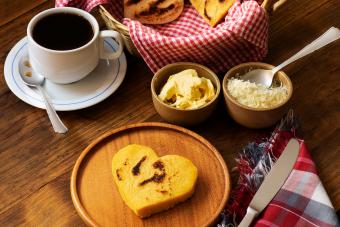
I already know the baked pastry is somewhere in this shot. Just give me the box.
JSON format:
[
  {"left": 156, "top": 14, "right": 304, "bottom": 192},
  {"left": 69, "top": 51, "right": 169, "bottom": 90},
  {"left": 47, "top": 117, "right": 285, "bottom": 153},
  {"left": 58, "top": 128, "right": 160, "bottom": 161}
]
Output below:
[
  {"left": 112, "top": 144, "right": 198, "bottom": 218},
  {"left": 124, "top": 0, "right": 184, "bottom": 24},
  {"left": 189, "top": 0, "right": 235, "bottom": 27}
]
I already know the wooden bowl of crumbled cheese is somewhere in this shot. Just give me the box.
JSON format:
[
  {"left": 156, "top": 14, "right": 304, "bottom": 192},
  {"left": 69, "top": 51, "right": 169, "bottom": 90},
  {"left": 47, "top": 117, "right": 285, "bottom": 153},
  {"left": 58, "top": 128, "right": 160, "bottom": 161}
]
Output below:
[
  {"left": 151, "top": 62, "right": 220, "bottom": 126},
  {"left": 222, "top": 62, "right": 293, "bottom": 129}
]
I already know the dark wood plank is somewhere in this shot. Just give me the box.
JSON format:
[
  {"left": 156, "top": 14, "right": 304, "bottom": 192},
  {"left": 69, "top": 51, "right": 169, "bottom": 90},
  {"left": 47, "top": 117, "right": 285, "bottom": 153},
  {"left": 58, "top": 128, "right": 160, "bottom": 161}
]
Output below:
[
  {"left": 266, "top": 0, "right": 340, "bottom": 207},
  {"left": 0, "top": 0, "right": 339, "bottom": 225},
  {"left": 0, "top": 172, "right": 84, "bottom": 226},
  {"left": 0, "top": 0, "right": 48, "bottom": 27},
  {"left": 267, "top": 0, "right": 340, "bottom": 64}
]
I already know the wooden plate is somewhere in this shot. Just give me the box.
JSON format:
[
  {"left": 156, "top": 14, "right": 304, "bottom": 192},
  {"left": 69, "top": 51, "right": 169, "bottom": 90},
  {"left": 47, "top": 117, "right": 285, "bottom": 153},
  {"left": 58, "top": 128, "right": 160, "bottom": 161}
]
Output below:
[{"left": 71, "top": 122, "right": 230, "bottom": 227}]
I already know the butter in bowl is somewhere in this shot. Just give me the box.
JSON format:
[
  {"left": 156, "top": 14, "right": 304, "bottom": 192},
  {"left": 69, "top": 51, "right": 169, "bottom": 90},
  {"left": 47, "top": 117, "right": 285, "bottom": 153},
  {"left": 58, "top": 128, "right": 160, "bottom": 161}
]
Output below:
[
  {"left": 151, "top": 62, "right": 220, "bottom": 126},
  {"left": 223, "top": 62, "right": 293, "bottom": 129}
]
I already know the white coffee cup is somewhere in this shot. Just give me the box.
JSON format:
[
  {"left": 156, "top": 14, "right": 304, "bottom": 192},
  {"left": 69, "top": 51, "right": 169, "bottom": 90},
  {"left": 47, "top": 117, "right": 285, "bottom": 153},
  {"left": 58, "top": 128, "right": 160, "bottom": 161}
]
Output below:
[{"left": 27, "top": 7, "right": 123, "bottom": 84}]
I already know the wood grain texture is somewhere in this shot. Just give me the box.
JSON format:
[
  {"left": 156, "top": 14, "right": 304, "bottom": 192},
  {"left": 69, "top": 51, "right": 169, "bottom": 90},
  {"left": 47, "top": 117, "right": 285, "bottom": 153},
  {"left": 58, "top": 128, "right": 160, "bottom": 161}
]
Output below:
[
  {"left": 0, "top": 0, "right": 339, "bottom": 226},
  {"left": 71, "top": 123, "right": 229, "bottom": 226},
  {"left": 0, "top": 0, "right": 47, "bottom": 27}
]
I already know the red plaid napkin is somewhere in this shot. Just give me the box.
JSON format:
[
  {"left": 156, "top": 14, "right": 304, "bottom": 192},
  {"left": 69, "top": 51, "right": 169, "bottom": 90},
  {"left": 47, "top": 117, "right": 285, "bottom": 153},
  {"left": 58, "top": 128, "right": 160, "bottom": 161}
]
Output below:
[
  {"left": 55, "top": 0, "right": 268, "bottom": 73},
  {"left": 219, "top": 111, "right": 339, "bottom": 227}
]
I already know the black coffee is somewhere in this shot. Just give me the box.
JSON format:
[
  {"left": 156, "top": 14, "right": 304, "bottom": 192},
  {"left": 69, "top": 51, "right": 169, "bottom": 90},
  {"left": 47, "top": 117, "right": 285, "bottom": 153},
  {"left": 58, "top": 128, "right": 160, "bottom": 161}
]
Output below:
[{"left": 32, "top": 13, "right": 94, "bottom": 51}]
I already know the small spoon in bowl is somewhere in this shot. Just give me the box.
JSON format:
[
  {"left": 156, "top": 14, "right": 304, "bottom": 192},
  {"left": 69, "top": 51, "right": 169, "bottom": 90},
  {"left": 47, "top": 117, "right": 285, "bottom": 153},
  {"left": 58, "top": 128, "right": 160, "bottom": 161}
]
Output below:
[
  {"left": 241, "top": 27, "right": 340, "bottom": 87},
  {"left": 19, "top": 56, "right": 68, "bottom": 134}
]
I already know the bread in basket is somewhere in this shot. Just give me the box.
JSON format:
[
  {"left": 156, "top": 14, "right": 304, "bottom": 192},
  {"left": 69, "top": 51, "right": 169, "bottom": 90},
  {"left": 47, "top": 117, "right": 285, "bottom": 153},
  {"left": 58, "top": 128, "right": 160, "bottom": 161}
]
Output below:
[{"left": 56, "top": 0, "right": 285, "bottom": 73}]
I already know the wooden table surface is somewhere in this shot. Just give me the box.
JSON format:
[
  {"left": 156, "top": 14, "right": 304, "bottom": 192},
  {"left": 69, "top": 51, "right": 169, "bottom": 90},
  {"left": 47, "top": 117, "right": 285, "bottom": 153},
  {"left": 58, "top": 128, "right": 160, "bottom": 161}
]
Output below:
[{"left": 0, "top": 0, "right": 339, "bottom": 226}]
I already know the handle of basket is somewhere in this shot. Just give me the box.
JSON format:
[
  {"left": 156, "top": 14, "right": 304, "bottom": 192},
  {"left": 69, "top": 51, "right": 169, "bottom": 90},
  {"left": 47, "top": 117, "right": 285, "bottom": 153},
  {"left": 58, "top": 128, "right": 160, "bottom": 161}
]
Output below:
[{"left": 261, "top": 0, "right": 286, "bottom": 12}]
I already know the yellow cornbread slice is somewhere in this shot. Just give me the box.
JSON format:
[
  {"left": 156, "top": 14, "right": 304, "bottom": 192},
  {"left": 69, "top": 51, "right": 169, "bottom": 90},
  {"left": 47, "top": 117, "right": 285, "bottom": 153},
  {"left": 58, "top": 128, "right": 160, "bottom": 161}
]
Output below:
[
  {"left": 112, "top": 144, "right": 198, "bottom": 218},
  {"left": 189, "top": 0, "right": 235, "bottom": 27}
]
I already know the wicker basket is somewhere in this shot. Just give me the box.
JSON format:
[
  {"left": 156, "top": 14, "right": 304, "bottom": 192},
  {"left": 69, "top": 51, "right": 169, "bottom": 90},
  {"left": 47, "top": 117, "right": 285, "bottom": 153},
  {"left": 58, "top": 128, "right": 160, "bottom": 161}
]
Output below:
[{"left": 99, "top": 0, "right": 286, "bottom": 57}]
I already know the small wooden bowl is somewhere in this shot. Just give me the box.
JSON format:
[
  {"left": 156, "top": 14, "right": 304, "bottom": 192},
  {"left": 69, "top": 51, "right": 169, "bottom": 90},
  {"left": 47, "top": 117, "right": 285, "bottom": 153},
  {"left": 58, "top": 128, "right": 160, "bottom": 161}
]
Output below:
[
  {"left": 222, "top": 62, "right": 293, "bottom": 129},
  {"left": 151, "top": 62, "right": 220, "bottom": 126}
]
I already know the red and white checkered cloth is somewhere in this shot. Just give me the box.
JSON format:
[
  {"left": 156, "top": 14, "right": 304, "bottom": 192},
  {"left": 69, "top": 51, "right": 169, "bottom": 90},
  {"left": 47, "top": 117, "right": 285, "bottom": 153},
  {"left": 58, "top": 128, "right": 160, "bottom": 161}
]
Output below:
[
  {"left": 255, "top": 142, "right": 339, "bottom": 226},
  {"left": 56, "top": 0, "right": 268, "bottom": 73},
  {"left": 220, "top": 112, "right": 339, "bottom": 227}
]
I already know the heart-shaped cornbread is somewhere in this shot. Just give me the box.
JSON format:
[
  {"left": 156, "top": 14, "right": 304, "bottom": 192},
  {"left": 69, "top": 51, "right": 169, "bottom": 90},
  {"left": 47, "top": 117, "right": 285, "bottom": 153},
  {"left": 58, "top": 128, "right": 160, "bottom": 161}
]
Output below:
[{"left": 112, "top": 144, "right": 198, "bottom": 218}]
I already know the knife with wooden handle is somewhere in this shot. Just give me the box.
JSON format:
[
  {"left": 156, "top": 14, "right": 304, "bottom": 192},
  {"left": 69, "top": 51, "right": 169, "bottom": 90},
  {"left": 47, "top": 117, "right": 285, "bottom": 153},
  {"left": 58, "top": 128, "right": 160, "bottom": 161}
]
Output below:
[{"left": 238, "top": 138, "right": 300, "bottom": 227}]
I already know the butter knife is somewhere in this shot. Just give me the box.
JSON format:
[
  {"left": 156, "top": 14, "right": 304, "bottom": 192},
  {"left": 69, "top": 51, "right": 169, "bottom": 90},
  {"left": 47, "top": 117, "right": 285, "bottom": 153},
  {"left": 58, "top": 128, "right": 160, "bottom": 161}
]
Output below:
[{"left": 238, "top": 138, "right": 300, "bottom": 227}]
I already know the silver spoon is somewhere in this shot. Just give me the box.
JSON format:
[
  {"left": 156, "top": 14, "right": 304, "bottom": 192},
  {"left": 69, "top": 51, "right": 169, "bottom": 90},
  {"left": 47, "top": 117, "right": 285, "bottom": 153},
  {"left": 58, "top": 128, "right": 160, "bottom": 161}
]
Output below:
[
  {"left": 19, "top": 56, "right": 68, "bottom": 134},
  {"left": 241, "top": 27, "right": 340, "bottom": 87}
]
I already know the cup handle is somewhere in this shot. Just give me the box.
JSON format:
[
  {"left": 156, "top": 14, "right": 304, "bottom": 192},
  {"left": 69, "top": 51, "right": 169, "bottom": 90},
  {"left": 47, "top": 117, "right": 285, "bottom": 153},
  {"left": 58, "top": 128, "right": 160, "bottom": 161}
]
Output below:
[{"left": 99, "top": 30, "right": 124, "bottom": 60}]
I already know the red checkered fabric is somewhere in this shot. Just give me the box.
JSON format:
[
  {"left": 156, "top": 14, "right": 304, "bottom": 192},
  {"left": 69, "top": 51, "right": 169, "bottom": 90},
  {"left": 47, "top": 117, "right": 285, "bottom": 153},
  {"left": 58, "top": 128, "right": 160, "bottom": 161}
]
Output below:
[
  {"left": 254, "top": 142, "right": 339, "bottom": 227},
  {"left": 220, "top": 113, "right": 339, "bottom": 227},
  {"left": 56, "top": 0, "right": 268, "bottom": 73}
]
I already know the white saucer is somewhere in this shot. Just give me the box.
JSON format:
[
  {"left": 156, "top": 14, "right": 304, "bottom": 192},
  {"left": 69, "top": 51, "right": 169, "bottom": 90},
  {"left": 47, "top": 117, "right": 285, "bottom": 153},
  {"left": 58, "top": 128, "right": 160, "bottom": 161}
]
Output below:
[{"left": 4, "top": 37, "right": 127, "bottom": 111}]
